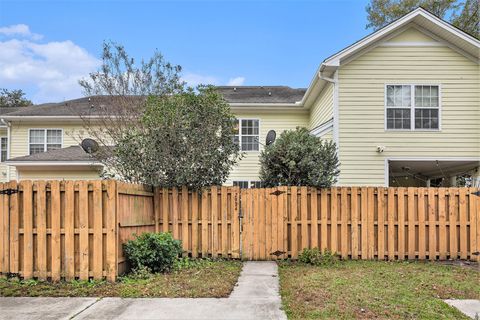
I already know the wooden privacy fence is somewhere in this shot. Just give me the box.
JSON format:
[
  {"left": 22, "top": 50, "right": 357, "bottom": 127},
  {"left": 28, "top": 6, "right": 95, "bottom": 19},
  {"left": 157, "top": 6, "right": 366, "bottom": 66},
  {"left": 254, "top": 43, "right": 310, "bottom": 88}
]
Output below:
[
  {"left": 241, "top": 187, "right": 479, "bottom": 261},
  {"left": 0, "top": 181, "right": 478, "bottom": 281}
]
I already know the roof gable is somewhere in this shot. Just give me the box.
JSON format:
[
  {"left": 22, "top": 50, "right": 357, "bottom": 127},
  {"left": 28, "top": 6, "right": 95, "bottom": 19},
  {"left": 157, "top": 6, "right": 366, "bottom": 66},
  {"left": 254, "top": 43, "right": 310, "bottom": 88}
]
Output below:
[{"left": 323, "top": 8, "right": 480, "bottom": 67}]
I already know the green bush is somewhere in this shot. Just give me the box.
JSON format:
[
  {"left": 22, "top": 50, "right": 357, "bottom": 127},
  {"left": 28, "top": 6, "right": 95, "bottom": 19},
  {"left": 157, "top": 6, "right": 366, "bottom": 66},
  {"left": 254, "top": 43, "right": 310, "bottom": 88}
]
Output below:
[
  {"left": 123, "top": 232, "right": 182, "bottom": 273},
  {"left": 298, "top": 248, "right": 339, "bottom": 266}
]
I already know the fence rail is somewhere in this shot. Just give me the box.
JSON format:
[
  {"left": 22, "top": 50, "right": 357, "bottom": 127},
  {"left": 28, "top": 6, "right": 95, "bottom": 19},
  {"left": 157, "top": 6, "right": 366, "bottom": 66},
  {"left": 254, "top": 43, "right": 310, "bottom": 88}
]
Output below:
[{"left": 0, "top": 181, "right": 478, "bottom": 281}]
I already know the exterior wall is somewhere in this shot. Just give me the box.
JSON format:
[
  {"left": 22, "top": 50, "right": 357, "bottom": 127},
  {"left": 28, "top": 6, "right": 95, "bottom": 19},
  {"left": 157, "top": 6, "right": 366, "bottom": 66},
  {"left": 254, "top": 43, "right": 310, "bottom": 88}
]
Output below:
[
  {"left": 337, "top": 27, "right": 480, "bottom": 186},
  {"left": 309, "top": 82, "right": 334, "bottom": 130},
  {"left": 226, "top": 110, "right": 309, "bottom": 184},
  {"left": 17, "top": 168, "right": 102, "bottom": 180},
  {"left": 8, "top": 121, "right": 91, "bottom": 180}
]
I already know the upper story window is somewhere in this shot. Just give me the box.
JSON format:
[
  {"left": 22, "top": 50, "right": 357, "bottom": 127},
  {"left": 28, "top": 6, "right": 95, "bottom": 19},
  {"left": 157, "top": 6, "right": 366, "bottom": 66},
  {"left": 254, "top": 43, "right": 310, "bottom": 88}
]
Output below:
[
  {"left": 29, "top": 129, "right": 62, "bottom": 155},
  {"left": 233, "top": 119, "right": 259, "bottom": 151},
  {"left": 386, "top": 85, "right": 440, "bottom": 131},
  {"left": 0, "top": 137, "right": 7, "bottom": 162}
]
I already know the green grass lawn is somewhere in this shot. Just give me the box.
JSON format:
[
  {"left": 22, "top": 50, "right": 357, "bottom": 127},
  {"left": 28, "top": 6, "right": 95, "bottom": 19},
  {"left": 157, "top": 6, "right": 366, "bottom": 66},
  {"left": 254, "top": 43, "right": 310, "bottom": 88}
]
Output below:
[
  {"left": 0, "top": 260, "right": 242, "bottom": 298},
  {"left": 279, "top": 260, "right": 479, "bottom": 319}
]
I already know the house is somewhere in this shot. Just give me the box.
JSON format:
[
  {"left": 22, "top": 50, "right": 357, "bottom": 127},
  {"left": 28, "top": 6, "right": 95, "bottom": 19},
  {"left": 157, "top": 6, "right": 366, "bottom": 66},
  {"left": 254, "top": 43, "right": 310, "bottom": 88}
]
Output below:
[{"left": 1, "top": 8, "right": 479, "bottom": 187}]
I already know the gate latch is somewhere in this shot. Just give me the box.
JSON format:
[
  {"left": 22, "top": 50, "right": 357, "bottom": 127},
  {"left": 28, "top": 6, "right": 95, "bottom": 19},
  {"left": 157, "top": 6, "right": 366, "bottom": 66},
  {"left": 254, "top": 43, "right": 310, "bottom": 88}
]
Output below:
[{"left": 0, "top": 188, "right": 19, "bottom": 195}]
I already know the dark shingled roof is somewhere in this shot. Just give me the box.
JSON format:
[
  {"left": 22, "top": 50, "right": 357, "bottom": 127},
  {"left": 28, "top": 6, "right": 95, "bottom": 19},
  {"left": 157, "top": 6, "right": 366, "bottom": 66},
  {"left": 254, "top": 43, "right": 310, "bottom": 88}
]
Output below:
[
  {"left": 216, "top": 86, "right": 306, "bottom": 104},
  {"left": 0, "top": 107, "right": 25, "bottom": 115},
  {"left": 7, "top": 146, "right": 101, "bottom": 162},
  {"left": 1, "top": 86, "right": 306, "bottom": 118}
]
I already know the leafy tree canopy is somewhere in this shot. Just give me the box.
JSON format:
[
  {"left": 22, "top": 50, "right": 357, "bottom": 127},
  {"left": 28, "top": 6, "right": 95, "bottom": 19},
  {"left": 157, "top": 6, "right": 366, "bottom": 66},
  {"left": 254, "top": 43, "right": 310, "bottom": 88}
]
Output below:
[
  {"left": 366, "top": 0, "right": 479, "bottom": 38},
  {"left": 79, "top": 42, "right": 241, "bottom": 189},
  {"left": 0, "top": 88, "right": 32, "bottom": 107},
  {"left": 259, "top": 127, "right": 339, "bottom": 188}
]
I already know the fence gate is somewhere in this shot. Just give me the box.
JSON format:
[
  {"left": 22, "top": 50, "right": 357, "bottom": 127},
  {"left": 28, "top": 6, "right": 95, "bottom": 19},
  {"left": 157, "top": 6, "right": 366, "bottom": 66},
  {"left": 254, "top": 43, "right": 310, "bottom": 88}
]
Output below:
[{"left": 241, "top": 187, "right": 288, "bottom": 260}]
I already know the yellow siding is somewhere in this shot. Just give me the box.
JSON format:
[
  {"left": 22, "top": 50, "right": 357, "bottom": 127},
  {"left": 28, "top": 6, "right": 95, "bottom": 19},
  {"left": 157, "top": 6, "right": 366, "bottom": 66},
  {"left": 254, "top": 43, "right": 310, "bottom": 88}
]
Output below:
[
  {"left": 337, "top": 29, "right": 480, "bottom": 186},
  {"left": 18, "top": 169, "right": 101, "bottom": 180},
  {"left": 320, "top": 130, "right": 333, "bottom": 142},
  {"left": 226, "top": 111, "right": 309, "bottom": 184},
  {"left": 8, "top": 122, "right": 90, "bottom": 180},
  {"left": 387, "top": 27, "right": 438, "bottom": 42},
  {"left": 309, "top": 82, "right": 333, "bottom": 129}
]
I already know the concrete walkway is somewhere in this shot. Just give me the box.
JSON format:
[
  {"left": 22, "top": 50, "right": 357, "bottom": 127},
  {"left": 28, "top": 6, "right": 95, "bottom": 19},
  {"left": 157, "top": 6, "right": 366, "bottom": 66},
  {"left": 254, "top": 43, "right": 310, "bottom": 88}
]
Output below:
[
  {"left": 0, "top": 262, "right": 287, "bottom": 320},
  {"left": 444, "top": 299, "right": 480, "bottom": 319}
]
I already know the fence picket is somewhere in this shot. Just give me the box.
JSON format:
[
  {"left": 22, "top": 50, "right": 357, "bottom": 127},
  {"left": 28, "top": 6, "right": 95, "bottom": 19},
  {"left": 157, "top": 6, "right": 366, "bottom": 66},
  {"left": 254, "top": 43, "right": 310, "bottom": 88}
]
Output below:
[
  {"left": 221, "top": 187, "right": 228, "bottom": 257},
  {"left": 191, "top": 192, "right": 199, "bottom": 258},
  {"left": 21, "top": 181, "right": 33, "bottom": 279},
  {"left": 449, "top": 188, "right": 458, "bottom": 259},
  {"left": 50, "top": 181, "right": 61, "bottom": 281},
  {"left": 397, "top": 187, "right": 405, "bottom": 260},
  {"left": 351, "top": 187, "right": 358, "bottom": 260},
  {"left": 407, "top": 187, "right": 415, "bottom": 259},
  {"left": 330, "top": 187, "right": 338, "bottom": 254},
  {"left": 78, "top": 181, "right": 89, "bottom": 280},
  {"left": 93, "top": 181, "right": 103, "bottom": 279},
  {"left": 360, "top": 188, "right": 368, "bottom": 259},
  {"left": 341, "top": 188, "right": 348, "bottom": 259},
  {"left": 320, "top": 189, "right": 328, "bottom": 251},
  {"left": 377, "top": 188, "right": 385, "bottom": 260},
  {"left": 36, "top": 181, "right": 47, "bottom": 280},
  {"left": 428, "top": 188, "right": 436, "bottom": 260},
  {"left": 311, "top": 188, "right": 318, "bottom": 250},
  {"left": 182, "top": 186, "right": 189, "bottom": 256},
  {"left": 418, "top": 188, "right": 426, "bottom": 260},
  {"left": 438, "top": 188, "right": 446, "bottom": 260},
  {"left": 290, "top": 187, "right": 298, "bottom": 259},
  {"left": 459, "top": 188, "right": 467, "bottom": 259},
  {"left": 8, "top": 181, "right": 19, "bottom": 274},
  {"left": 387, "top": 188, "right": 395, "bottom": 260},
  {"left": 300, "top": 187, "right": 308, "bottom": 252}
]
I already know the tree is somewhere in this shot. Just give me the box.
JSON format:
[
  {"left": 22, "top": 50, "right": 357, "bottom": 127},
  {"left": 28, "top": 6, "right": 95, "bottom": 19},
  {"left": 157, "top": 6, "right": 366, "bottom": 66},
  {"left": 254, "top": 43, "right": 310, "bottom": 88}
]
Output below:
[
  {"left": 366, "top": 0, "right": 479, "bottom": 38},
  {"left": 78, "top": 42, "right": 241, "bottom": 189},
  {"left": 0, "top": 88, "right": 32, "bottom": 107},
  {"left": 259, "top": 127, "right": 340, "bottom": 188}
]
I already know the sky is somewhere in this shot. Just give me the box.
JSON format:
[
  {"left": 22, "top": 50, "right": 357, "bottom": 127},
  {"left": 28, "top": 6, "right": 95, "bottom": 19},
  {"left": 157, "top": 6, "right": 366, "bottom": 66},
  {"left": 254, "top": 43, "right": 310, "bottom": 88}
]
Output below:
[{"left": 0, "top": 0, "right": 371, "bottom": 103}]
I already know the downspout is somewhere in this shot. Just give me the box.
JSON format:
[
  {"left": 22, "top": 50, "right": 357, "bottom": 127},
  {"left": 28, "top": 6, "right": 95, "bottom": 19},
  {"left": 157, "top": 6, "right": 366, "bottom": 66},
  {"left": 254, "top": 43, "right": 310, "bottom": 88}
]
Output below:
[{"left": 1, "top": 118, "right": 11, "bottom": 181}]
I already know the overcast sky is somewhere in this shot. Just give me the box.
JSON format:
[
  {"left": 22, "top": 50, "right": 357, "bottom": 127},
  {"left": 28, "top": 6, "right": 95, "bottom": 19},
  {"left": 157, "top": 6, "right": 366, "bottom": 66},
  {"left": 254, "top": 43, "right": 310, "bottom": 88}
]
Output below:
[{"left": 0, "top": 0, "right": 371, "bottom": 103}]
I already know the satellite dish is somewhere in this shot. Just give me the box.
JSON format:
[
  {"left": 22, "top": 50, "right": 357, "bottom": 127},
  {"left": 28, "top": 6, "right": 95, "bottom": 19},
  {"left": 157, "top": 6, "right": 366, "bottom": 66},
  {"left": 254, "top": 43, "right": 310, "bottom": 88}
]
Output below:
[
  {"left": 265, "top": 130, "right": 276, "bottom": 146},
  {"left": 81, "top": 138, "right": 99, "bottom": 154}
]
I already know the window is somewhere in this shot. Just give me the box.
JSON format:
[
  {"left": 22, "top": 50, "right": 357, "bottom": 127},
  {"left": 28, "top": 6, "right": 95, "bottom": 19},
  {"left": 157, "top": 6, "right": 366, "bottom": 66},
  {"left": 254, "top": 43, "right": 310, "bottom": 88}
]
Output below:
[
  {"left": 29, "top": 129, "right": 62, "bottom": 155},
  {"left": 233, "top": 181, "right": 264, "bottom": 189},
  {"left": 386, "top": 85, "right": 440, "bottom": 130},
  {"left": 233, "top": 181, "right": 249, "bottom": 189},
  {"left": 0, "top": 137, "right": 7, "bottom": 162},
  {"left": 233, "top": 119, "right": 259, "bottom": 151}
]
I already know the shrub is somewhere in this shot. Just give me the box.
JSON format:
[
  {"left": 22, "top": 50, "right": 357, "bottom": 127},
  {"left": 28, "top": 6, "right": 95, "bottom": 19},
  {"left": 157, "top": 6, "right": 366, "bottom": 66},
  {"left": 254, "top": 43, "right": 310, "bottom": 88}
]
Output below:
[
  {"left": 298, "top": 248, "right": 339, "bottom": 266},
  {"left": 259, "top": 127, "right": 339, "bottom": 187},
  {"left": 123, "top": 232, "right": 182, "bottom": 273}
]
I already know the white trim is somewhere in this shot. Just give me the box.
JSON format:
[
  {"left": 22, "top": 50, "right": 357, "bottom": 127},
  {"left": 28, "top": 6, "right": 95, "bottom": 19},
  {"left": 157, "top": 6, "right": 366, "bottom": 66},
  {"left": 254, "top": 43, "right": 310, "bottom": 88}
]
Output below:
[
  {"left": 234, "top": 118, "right": 261, "bottom": 153},
  {"left": 28, "top": 128, "right": 64, "bottom": 155},
  {"left": 310, "top": 118, "right": 333, "bottom": 137},
  {"left": 6, "top": 161, "right": 103, "bottom": 166},
  {"left": 385, "top": 157, "right": 480, "bottom": 186},
  {"left": 384, "top": 84, "right": 442, "bottom": 132}
]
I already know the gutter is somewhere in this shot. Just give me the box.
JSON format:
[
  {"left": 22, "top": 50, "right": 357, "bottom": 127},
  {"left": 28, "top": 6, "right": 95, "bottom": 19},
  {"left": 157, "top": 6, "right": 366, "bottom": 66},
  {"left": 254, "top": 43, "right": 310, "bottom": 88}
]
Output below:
[{"left": 6, "top": 161, "right": 104, "bottom": 166}]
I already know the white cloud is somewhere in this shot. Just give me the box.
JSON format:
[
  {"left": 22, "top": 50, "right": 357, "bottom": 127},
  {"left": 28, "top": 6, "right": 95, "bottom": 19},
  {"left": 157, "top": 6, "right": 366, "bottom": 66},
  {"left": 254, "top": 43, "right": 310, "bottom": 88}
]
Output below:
[
  {"left": 0, "top": 24, "right": 43, "bottom": 40},
  {"left": 0, "top": 25, "right": 100, "bottom": 103},
  {"left": 227, "top": 76, "right": 245, "bottom": 86},
  {"left": 181, "top": 72, "right": 219, "bottom": 87}
]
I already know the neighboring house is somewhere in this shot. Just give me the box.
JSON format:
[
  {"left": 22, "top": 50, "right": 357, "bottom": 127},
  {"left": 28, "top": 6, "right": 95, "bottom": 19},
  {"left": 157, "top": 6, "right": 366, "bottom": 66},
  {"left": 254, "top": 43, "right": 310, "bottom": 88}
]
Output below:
[{"left": 1, "top": 8, "right": 479, "bottom": 187}]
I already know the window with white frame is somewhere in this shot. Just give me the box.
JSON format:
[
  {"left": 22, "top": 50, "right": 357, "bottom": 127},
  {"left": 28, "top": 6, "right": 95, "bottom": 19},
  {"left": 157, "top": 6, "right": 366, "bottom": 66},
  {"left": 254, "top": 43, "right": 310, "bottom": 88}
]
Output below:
[
  {"left": 233, "top": 181, "right": 263, "bottom": 189},
  {"left": 0, "top": 137, "right": 7, "bottom": 162},
  {"left": 386, "top": 85, "right": 440, "bottom": 130},
  {"left": 233, "top": 119, "right": 259, "bottom": 151},
  {"left": 29, "top": 129, "right": 62, "bottom": 155}
]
